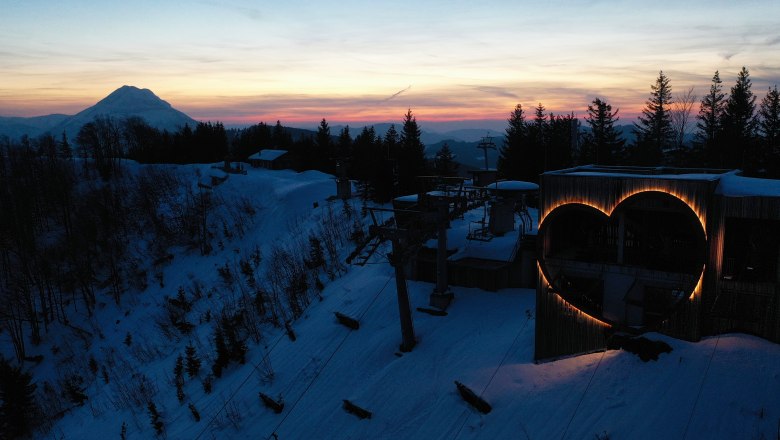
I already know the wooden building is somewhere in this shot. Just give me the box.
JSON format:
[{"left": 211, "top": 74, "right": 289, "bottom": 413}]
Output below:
[
  {"left": 248, "top": 149, "right": 291, "bottom": 170},
  {"left": 535, "top": 165, "right": 780, "bottom": 360}
]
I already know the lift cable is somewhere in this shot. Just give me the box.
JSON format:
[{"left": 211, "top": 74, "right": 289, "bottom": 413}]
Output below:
[
  {"left": 265, "top": 273, "right": 394, "bottom": 440},
  {"left": 452, "top": 311, "right": 534, "bottom": 440},
  {"left": 560, "top": 348, "right": 608, "bottom": 440},
  {"left": 682, "top": 334, "right": 721, "bottom": 440}
]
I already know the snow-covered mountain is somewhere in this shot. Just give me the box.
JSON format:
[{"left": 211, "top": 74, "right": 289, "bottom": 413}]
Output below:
[{"left": 0, "top": 86, "right": 197, "bottom": 140}]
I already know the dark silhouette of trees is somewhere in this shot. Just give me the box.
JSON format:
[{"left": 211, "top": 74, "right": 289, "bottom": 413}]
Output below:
[
  {"left": 530, "top": 103, "right": 548, "bottom": 174},
  {"left": 76, "top": 116, "right": 123, "bottom": 179},
  {"left": 722, "top": 67, "right": 758, "bottom": 172},
  {"left": 397, "top": 110, "right": 427, "bottom": 195},
  {"left": 758, "top": 85, "right": 780, "bottom": 177},
  {"left": 546, "top": 112, "right": 576, "bottom": 171},
  {"left": 434, "top": 143, "right": 458, "bottom": 177},
  {"left": 632, "top": 71, "right": 674, "bottom": 165},
  {"left": 230, "top": 122, "right": 272, "bottom": 160},
  {"left": 0, "top": 357, "right": 39, "bottom": 438},
  {"left": 498, "top": 104, "right": 529, "bottom": 180},
  {"left": 192, "top": 121, "right": 228, "bottom": 163},
  {"left": 581, "top": 98, "right": 625, "bottom": 165},
  {"left": 694, "top": 71, "right": 727, "bottom": 167}
]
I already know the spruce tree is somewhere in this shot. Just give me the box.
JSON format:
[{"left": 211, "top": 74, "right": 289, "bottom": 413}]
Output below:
[
  {"left": 582, "top": 98, "right": 625, "bottom": 165},
  {"left": 337, "top": 126, "right": 352, "bottom": 159},
  {"left": 722, "top": 67, "right": 758, "bottom": 171},
  {"left": 434, "top": 143, "right": 458, "bottom": 177},
  {"left": 315, "top": 118, "right": 332, "bottom": 171},
  {"left": 498, "top": 104, "right": 528, "bottom": 180},
  {"left": 0, "top": 358, "right": 39, "bottom": 438},
  {"left": 758, "top": 85, "right": 780, "bottom": 176},
  {"left": 633, "top": 70, "right": 674, "bottom": 165},
  {"left": 530, "top": 103, "right": 548, "bottom": 173},
  {"left": 695, "top": 71, "right": 727, "bottom": 167},
  {"left": 397, "top": 109, "right": 426, "bottom": 195},
  {"left": 185, "top": 343, "right": 201, "bottom": 378}
]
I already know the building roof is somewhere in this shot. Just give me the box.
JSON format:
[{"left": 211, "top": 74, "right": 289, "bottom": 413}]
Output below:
[
  {"left": 545, "top": 165, "right": 780, "bottom": 198},
  {"left": 716, "top": 173, "right": 780, "bottom": 197},
  {"left": 248, "top": 149, "right": 288, "bottom": 161},
  {"left": 545, "top": 165, "right": 731, "bottom": 182}
]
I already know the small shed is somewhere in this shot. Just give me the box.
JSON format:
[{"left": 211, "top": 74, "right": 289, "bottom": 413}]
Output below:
[{"left": 248, "top": 149, "right": 291, "bottom": 170}]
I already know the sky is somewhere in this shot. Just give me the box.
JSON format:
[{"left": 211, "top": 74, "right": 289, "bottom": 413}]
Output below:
[{"left": 1, "top": 0, "right": 779, "bottom": 129}]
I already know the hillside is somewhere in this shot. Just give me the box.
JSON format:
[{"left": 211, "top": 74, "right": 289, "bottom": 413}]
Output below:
[{"left": 3, "top": 164, "right": 780, "bottom": 440}]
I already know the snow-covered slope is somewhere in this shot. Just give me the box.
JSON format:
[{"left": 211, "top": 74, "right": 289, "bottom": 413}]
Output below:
[{"left": 16, "top": 164, "right": 780, "bottom": 440}]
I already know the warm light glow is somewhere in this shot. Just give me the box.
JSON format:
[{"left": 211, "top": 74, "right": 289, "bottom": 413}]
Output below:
[
  {"left": 689, "top": 268, "right": 705, "bottom": 301},
  {"left": 536, "top": 262, "right": 612, "bottom": 329},
  {"left": 539, "top": 188, "right": 707, "bottom": 238}
]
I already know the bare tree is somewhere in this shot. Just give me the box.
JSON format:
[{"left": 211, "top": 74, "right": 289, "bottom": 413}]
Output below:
[{"left": 671, "top": 87, "right": 698, "bottom": 150}]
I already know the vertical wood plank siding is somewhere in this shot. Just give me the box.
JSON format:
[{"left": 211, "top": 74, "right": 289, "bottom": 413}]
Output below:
[{"left": 536, "top": 172, "right": 719, "bottom": 360}]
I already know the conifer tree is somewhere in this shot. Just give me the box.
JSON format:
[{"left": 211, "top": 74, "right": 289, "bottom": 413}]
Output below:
[
  {"left": 722, "top": 67, "right": 758, "bottom": 171},
  {"left": 498, "top": 104, "right": 529, "bottom": 180},
  {"left": 582, "top": 98, "right": 625, "bottom": 165},
  {"left": 185, "top": 343, "right": 201, "bottom": 378},
  {"left": 530, "top": 103, "right": 548, "bottom": 173},
  {"left": 758, "top": 85, "right": 780, "bottom": 176},
  {"left": 695, "top": 71, "right": 727, "bottom": 167},
  {"left": 632, "top": 71, "right": 674, "bottom": 165},
  {"left": 337, "top": 126, "right": 352, "bottom": 159},
  {"left": 315, "top": 118, "right": 333, "bottom": 169},
  {"left": 397, "top": 109, "right": 426, "bottom": 195},
  {"left": 0, "top": 358, "right": 39, "bottom": 438},
  {"left": 434, "top": 143, "right": 458, "bottom": 177}
]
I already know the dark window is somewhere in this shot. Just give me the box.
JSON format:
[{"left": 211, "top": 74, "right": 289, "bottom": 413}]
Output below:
[{"left": 722, "top": 218, "right": 780, "bottom": 282}]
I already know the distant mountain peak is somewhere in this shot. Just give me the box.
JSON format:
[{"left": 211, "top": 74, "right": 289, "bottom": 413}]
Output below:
[{"left": 94, "top": 85, "right": 174, "bottom": 111}]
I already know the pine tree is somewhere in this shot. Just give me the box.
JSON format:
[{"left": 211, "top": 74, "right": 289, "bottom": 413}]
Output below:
[
  {"left": 582, "top": 98, "right": 625, "bottom": 165},
  {"left": 306, "top": 235, "right": 325, "bottom": 269},
  {"left": 337, "top": 126, "right": 352, "bottom": 159},
  {"left": 59, "top": 131, "right": 73, "bottom": 160},
  {"left": 530, "top": 103, "right": 548, "bottom": 173},
  {"left": 397, "top": 109, "right": 426, "bottom": 195},
  {"left": 632, "top": 70, "right": 674, "bottom": 165},
  {"left": 314, "top": 118, "right": 333, "bottom": 171},
  {"left": 185, "top": 343, "right": 201, "bottom": 378},
  {"left": 212, "top": 327, "right": 229, "bottom": 377},
  {"left": 0, "top": 358, "right": 39, "bottom": 438},
  {"left": 694, "top": 71, "right": 727, "bottom": 167},
  {"left": 498, "top": 104, "right": 529, "bottom": 180},
  {"left": 758, "top": 85, "right": 780, "bottom": 176},
  {"left": 434, "top": 143, "right": 458, "bottom": 177},
  {"left": 722, "top": 67, "right": 758, "bottom": 171},
  {"left": 174, "top": 355, "right": 185, "bottom": 403}
]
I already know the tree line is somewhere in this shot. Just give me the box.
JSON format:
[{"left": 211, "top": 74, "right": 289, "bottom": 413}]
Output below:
[{"left": 499, "top": 66, "right": 780, "bottom": 181}]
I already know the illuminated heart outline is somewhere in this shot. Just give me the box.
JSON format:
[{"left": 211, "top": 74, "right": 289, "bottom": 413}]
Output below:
[{"left": 537, "top": 190, "right": 706, "bottom": 330}]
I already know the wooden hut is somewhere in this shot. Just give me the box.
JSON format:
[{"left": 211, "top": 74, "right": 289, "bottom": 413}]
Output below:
[
  {"left": 535, "top": 165, "right": 780, "bottom": 360},
  {"left": 248, "top": 149, "right": 291, "bottom": 170}
]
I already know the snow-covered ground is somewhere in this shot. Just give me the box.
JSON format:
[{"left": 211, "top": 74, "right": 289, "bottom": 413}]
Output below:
[{"left": 12, "top": 164, "right": 780, "bottom": 440}]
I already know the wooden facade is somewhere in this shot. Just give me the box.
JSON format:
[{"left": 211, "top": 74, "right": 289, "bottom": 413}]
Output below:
[{"left": 535, "top": 166, "right": 780, "bottom": 361}]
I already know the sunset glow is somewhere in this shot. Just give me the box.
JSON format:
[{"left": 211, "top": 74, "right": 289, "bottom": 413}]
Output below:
[{"left": 2, "top": 0, "right": 779, "bottom": 128}]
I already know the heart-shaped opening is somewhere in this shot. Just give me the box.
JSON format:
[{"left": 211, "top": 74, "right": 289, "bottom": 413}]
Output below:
[{"left": 539, "top": 191, "right": 706, "bottom": 330}]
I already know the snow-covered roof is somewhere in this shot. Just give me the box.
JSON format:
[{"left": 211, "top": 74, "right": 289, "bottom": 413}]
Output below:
[
  {"left": 422, "top": 206, "right": 538, "bottom": 262},
  {"left": 716, "top": 173, "right": 780, "bottom": 197},
  {"left": 547, "top": 165, "right": 731, "bottom": 182},
  {"left": 393, "top": 190, "right": 448, "bottom": 203},
  {"left": 248, "top": 149, "right": 288, "bottom": 161},
  {"left": 486, "top": 180, "right": 539, "bottom": 192}
]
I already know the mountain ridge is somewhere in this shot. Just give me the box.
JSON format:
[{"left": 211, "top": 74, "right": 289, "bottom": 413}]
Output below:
[{"left": 0, "top": 85, "right": 197, "bottom": 140}]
